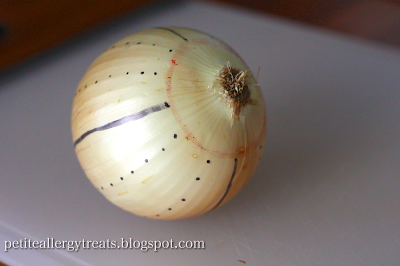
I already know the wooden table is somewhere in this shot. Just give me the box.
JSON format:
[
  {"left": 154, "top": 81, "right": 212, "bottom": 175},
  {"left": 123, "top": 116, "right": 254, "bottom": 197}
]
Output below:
[{"left": 1, "top": 0, "right": 400, "bottom": 71}]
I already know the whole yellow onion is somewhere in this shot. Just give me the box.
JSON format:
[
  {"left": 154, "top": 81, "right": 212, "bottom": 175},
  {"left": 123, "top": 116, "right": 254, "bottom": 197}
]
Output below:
[{"left": 71, "top": 27, "right": 267, "bottom": 220}]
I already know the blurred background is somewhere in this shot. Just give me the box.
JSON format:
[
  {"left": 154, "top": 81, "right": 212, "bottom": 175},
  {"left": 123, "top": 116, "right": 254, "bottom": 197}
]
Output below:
[{"left": 1, "top": 0, "right": 400, "bottom": 71}]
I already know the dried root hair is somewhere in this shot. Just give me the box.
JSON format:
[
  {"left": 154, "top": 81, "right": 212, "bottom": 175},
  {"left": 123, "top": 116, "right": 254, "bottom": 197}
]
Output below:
[{"left": 217, "top": 62, "right": 257, "bottom": 125}]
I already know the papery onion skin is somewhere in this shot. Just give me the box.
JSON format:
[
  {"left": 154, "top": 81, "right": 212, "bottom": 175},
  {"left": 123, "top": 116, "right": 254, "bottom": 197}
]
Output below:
[{"left": 71, "top": 27, "right": 267, "bottom": 220}]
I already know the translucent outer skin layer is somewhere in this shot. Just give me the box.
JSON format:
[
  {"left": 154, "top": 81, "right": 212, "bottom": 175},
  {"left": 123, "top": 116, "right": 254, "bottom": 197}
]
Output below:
[{"left": 71, "top": 27, "right": 267, "bottom": 220}]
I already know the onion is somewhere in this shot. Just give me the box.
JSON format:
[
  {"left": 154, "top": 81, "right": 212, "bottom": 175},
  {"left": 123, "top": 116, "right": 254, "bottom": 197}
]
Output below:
[{"left": 71, "top": 27, "right": 267, "bottom": 220}]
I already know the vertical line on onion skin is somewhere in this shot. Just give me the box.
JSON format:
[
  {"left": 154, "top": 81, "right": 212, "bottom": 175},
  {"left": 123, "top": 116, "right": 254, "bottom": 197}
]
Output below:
[
  {"left": 211, "top": 158, "right": 238, "bottom": 211},
  {"left": 157, "top": 27, "right": 189, "bottom": 41},
  {"left": 73, "top": 102, "right": 170, "bottom": 147}
]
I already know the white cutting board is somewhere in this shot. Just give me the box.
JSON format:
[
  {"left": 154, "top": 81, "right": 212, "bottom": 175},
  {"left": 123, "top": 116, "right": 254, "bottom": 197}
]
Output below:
[{"left": 1, "top": 1, "right": 400, "bottom": 265}]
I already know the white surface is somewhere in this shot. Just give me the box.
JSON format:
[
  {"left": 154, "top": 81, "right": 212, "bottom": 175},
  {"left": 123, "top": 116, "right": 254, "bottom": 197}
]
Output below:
[{"left": 1, "top": 1, "right": 400, "bottom": 265}]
